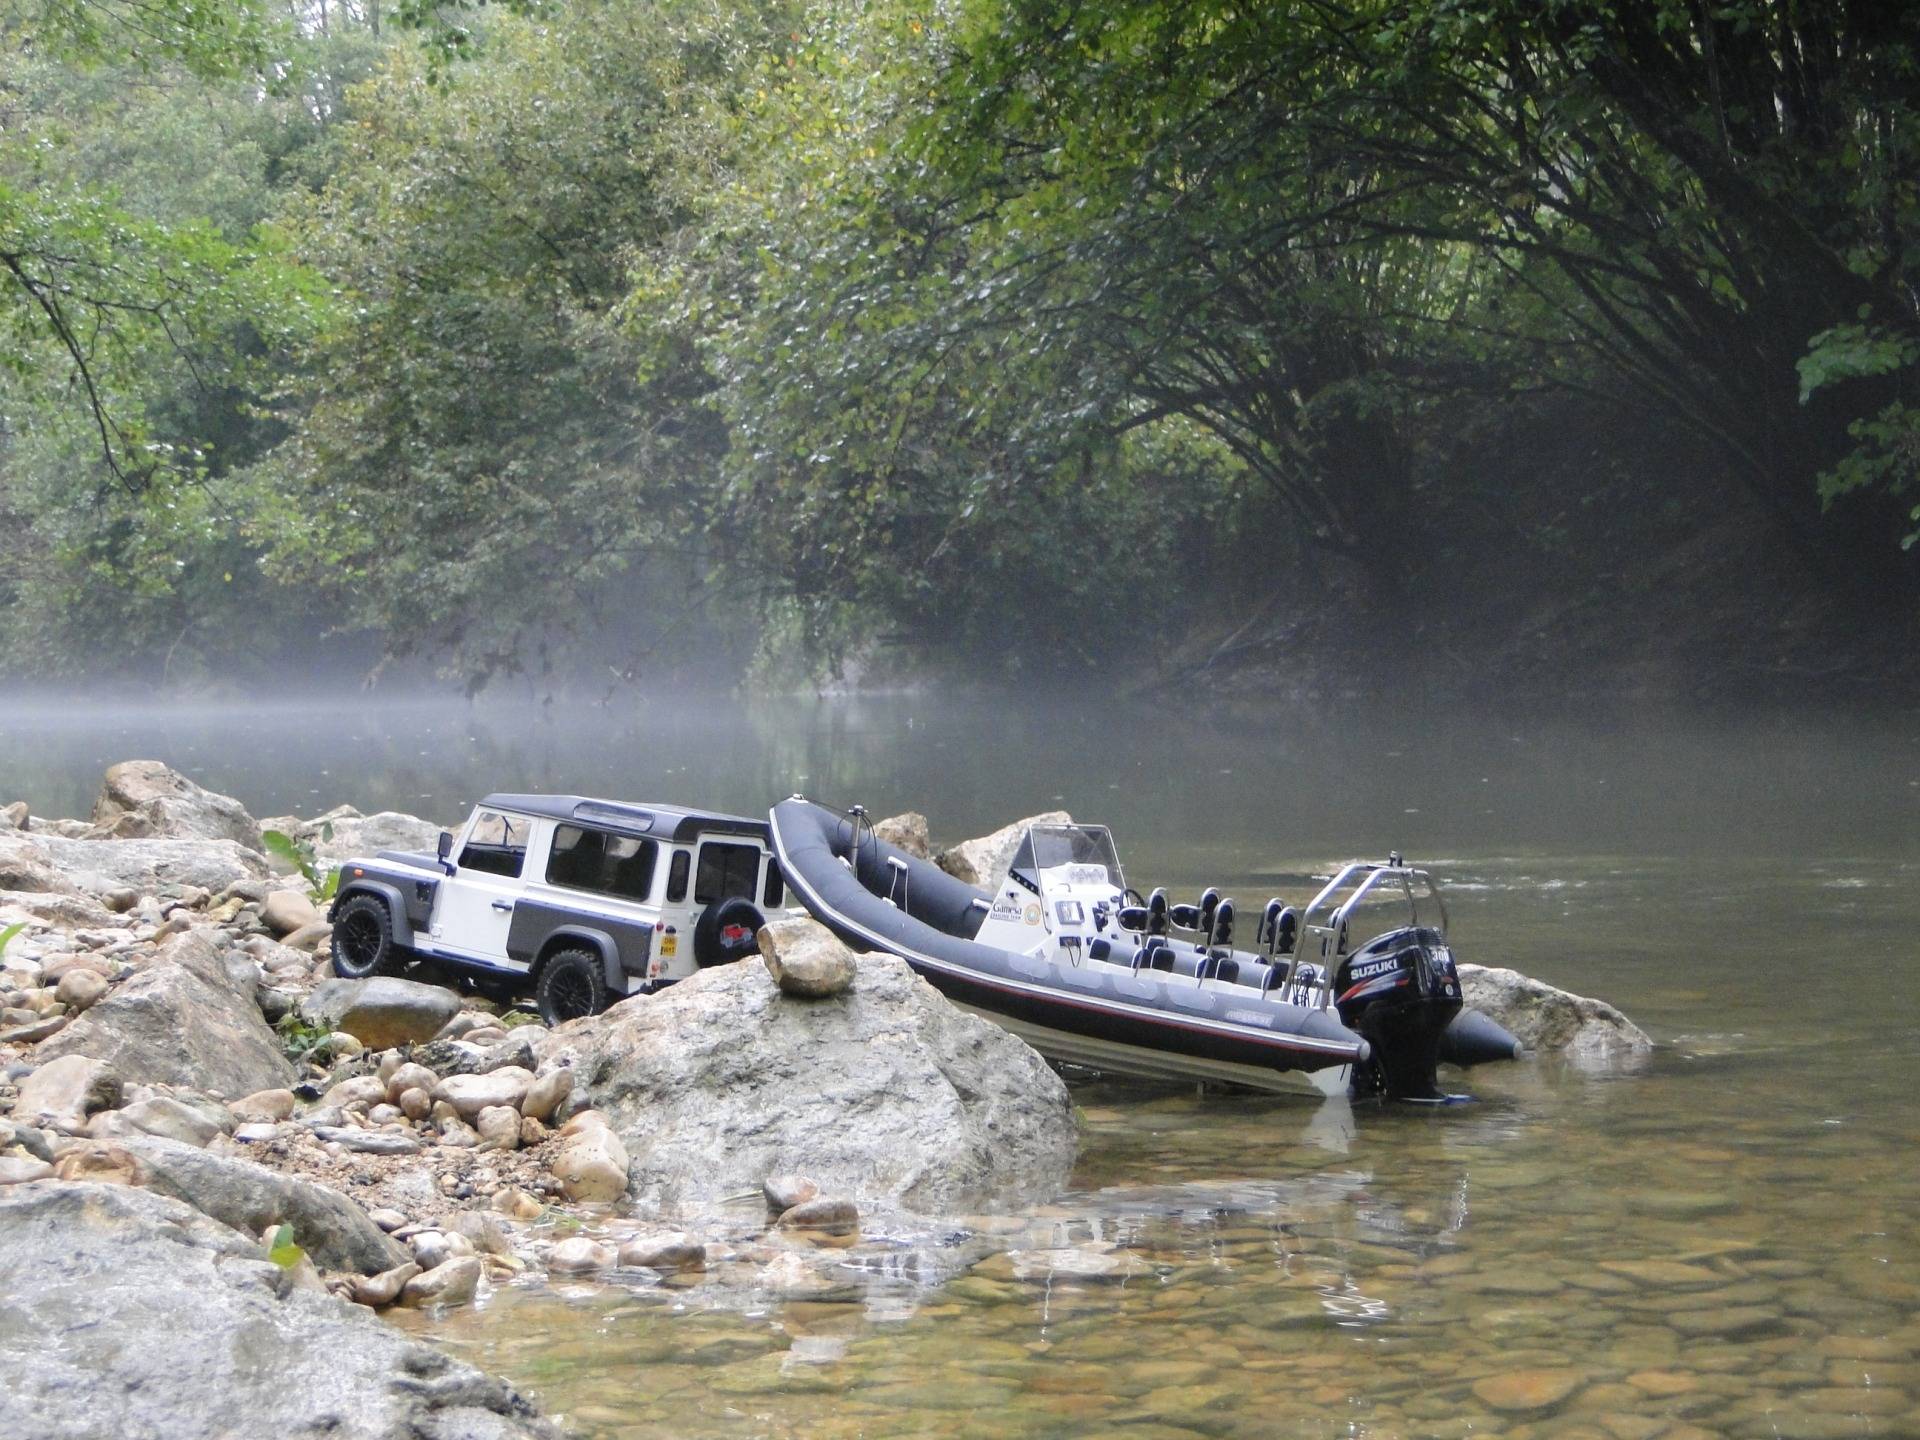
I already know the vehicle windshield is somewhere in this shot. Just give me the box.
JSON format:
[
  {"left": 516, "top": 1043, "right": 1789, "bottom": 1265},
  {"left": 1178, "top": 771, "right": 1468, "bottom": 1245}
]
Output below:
[{"left": 1014, "top": 824, "right": 1124, "bottom": 890}]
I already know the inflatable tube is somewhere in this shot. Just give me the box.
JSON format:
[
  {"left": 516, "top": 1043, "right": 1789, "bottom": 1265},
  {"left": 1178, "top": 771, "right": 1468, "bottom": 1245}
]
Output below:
[
  {"left": 770, "top": 799, "right": 1369, "bottom": 1090},
  {"left": 1437, "top": 1007, "right": 1525, "bottom": 1068}
]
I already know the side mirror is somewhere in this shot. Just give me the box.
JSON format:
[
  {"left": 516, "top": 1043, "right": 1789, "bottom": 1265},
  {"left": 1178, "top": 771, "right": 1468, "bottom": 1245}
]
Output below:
[{"left": 437, "top": 830, "right": 455, "bottom": 873}]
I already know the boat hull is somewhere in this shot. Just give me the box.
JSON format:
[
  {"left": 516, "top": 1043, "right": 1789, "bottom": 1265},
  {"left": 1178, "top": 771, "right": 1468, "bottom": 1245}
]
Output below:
[{"left": 769, "top": 799, "right": 1370, "bottom": 1094}]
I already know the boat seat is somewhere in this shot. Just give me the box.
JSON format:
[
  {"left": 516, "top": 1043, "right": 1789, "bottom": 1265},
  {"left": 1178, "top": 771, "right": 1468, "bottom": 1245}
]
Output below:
[
  {"left": 1134, "top": 938, "right": 1177, "bottom": 973},
  {"left": 1230, "top": 959, "right": 1273, "bottom": 991},
  {"left": 1200, "top": 955, "right": 1242, "bottom": 986},
  {"left": 1088, "top": 938, "right": 1112, "bottom": 963}
]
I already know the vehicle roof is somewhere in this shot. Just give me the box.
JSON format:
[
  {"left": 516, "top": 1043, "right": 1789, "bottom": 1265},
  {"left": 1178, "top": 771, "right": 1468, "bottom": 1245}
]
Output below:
[{"left": 478, "top": 793, "right": 769, "bottom": 844}]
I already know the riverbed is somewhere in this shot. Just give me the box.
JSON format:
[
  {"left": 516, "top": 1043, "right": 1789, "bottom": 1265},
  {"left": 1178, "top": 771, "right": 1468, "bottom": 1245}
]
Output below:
[{"left": 4, "top": 693, "right": 1917, "bottom": 1437}]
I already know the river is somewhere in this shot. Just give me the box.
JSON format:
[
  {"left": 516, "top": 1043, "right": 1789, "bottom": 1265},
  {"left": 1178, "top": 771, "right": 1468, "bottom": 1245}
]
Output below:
[{"left": 4, "top": 692, "right": 1918, "bottom": 1438}]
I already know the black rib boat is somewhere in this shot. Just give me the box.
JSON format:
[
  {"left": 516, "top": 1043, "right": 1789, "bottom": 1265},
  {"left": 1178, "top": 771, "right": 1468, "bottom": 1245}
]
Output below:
[{"left": 769, "top": 799, "right": 1521, "bottom": 1100}]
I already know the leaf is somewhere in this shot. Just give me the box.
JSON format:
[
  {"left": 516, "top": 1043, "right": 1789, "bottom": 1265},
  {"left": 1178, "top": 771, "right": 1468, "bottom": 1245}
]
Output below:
[
  {"left": 267, "top": 1223, "right": 304, "bottom": 1269},
  {"left": 0, "top": 922, "right": 25, "bottom": 956},
  {"left": 260, "top": 830, "right": 304, "bottom": 867}
]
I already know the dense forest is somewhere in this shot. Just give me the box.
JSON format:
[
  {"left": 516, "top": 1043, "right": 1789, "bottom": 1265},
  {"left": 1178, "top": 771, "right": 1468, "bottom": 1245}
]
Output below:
[{"left": 2, "top": 0, "right": 1916, "bottom": 700}]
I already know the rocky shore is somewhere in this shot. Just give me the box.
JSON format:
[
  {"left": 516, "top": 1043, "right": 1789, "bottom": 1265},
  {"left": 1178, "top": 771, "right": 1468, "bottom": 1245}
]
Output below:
[{"left": 0, "top": 763, "right": 1080, "bottom": 1438}]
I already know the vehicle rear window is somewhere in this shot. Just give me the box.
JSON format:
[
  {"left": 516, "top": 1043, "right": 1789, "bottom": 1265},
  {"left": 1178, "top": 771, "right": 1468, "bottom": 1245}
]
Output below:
[
  {"left": 458, "top": 811, "right": 529, "bottom": 879},
  {"left": 546, "top": 824, "right": 656, "bottom": 902},
  {"left": 695, "top": 841, "right": 762, "bottom": 905}
]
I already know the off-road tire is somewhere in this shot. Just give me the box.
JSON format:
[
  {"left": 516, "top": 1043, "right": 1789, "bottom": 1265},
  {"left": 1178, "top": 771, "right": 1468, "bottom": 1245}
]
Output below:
[
  {"left": 331, "top": 892, "right": 400, "bottom": 979},
  {"left": 535, "top": 947, "right": 609, "bottom": 1025}
]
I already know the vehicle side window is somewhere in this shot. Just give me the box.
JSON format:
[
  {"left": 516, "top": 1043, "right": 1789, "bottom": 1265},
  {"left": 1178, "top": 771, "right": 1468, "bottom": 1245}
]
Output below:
[
  {"left": 458, "top": 811, "right": 529, "bottom": 878},
  {"left": 547, "top": 825, "right": 657, "bottom": 902},
  {"left": 665, "top": 849, "right": 690, "bottom": 903},
  {"left": 695, "top": 841, "right": 761, "bottom": 905},
  {"left": 763, "top": 861, "right": 784, "bottom": 908}
]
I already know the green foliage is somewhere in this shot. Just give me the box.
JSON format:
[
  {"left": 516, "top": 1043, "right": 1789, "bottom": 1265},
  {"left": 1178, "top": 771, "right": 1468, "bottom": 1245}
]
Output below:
[
  {"left": 248, "top": 3, "right": 758, "bottom": 685},
  {"left": 498, "top": 1009, "right": 542, "bottom": 1029},
  {"left": 265, "top": 1222, "right": 305, "bottom": 1269},
  {"left": 4, "top": 0, "right": 1917, "bottom": 691},
  {"left": 1800, "top": 325, "right": 1920, "bottom": 545},
  {"left": 261, "top": 827, "right": 340, "bottom": 905},
  {"left": 0, "top": 922, "right": 25, "bottom": 957},
  {"left": 274, "top": 1010, "right": 333, "bottom": 1067}
]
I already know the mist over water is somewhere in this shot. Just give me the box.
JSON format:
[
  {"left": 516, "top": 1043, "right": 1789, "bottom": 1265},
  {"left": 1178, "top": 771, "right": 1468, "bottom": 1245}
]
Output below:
[{"left": 4, "top": 688, "right": 1915, "bottom": 861}]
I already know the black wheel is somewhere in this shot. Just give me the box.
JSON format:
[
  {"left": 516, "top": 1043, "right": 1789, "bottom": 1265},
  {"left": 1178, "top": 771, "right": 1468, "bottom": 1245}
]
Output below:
[
  {"left": 535, "top": 947, "right": 609, "bottom": 1025},
  {"left": 331, "top": 892, "right": 399, "bottom": 979},
  {"left": 693, "top": 896, "right": 765, "bottom": 967}
]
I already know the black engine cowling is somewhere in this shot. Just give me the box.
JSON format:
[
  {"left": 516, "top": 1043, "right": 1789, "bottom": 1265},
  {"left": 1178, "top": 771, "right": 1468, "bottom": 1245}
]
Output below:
[{"left": 1334, "top": 926, "right": 1463, "bottom": 1100}]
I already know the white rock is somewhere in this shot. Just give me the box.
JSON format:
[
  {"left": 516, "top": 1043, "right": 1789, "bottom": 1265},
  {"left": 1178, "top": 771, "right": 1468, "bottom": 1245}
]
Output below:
[
  {"left": 398, "top": 1256, "right": 481, "bottom": 1308},
  {"left": 757, "top": 916, "right": 857, "bottom": 999},
  {"left": 475, "top": 1105, "right": 521, "bottom": 1152},
  {"left": 431, "top": 1067, "right": 535, "bottom": 1120},
  {"left": 261, "top": 890, "right": 322, "bottom": 939},
  {"left": 519, "top": 1066, "right": 572, "bottom": 1122},
  {"left": 616, "top": 1233, "right": 705, "bottom": 1271},
  {"left": 872, "top": 812, "right": 931, "bottom": 858},
  {"left": 0, "top": 1155, "right": 53, "bottom": 1184},
  {"left": 229, "top": 1088, "right": 296, "bottom": 1123},
  {"left": 91, "top": 761, "right": 262, "bottom": 848},
  {"left": 549, "top": 1118, "right": 629, "bottom": 1204},
  {"left": 322, "top": 1075, "right": 387, "bottom": 1110},
  {"left": 117, "top": 1096, "right": 224, "bottom": 1148},
  {"left": 548, "top": 1237, "right": 615, "bottom": 1274},
  {"left": 15, "top": 1054, "right": 122, "bottom": 1129},
  {"left": 935, "top": 810, "right": 1071, "bottom": 888},
  {"left": 1457, "top": 964, "right": 1653, "bottom": 1065},
  {"left": 53, "top": 969, "right": 109, "bottom": 1011}
]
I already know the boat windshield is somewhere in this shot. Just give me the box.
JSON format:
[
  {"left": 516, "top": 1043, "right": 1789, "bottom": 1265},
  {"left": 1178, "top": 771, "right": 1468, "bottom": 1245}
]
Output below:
[{"left": 1011, "top": 824, "right": 1124, "bottom": 891}]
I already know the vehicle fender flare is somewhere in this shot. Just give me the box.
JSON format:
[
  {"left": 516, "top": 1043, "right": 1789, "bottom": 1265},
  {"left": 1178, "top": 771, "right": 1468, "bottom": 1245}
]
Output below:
[
  {"left": 534, "top": 926, "right": 624, "bottom": 993},
  {"left": 331, "top": 881, "right": 416, "bottom": 948}
]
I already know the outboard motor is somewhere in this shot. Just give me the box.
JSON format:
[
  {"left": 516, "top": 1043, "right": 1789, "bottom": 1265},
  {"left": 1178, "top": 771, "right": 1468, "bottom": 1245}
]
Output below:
[{"left": 1332, "top": 925, "right": 1464, "bottom": 1100}]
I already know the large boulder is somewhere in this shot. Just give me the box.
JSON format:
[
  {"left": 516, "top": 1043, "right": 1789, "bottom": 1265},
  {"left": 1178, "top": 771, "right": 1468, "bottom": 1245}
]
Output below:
[
  {"left": 546, "top": 952, "right": 1077, "bottom": 1214},
  {"left": 115, "top": 1134, "right": 409, "bottom": 1275},
  {"left": 301, "top": 977, "right": 462, "bottom": 1050},
  {"left": 0, "top": 1182, "right": 554, "bottom": 1440},
  {"left": 935, "top": 810, "right": 1072, "bottom": 888},
  {"left": 14, "top": 1054, "right": 122, "bottom": 1129},
  {"left": 0, "top": 833, "right": 79, "bottom": 895},
  {"left": 260, "top": 805, "right": 446, "bottom": 865},
  {"left": 91, "top": 760, "right": 263, "bottom": 848},
  {"left": 872, "top": 811, "right": 932, "bottom": 859},
  {"left": 29, "top": 834, "right": 266, "bottom": 897},
  {"left": 36, "top": 932, "right": 294, "bottom": 1098},
  {"left": 1457, "top": 964, "right": 1653, "bottom": 1064}
]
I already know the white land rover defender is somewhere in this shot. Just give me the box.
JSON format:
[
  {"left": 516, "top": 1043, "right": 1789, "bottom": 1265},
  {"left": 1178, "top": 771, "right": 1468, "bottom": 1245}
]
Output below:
[{"left": 326, "top": 794, "right": 782, "bottom": 1023}]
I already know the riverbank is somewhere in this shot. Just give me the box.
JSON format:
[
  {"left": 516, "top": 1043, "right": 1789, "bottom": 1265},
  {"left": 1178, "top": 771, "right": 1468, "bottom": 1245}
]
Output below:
[{"left": 0, "top": 763, "right": 1083, "bottom": 1438}]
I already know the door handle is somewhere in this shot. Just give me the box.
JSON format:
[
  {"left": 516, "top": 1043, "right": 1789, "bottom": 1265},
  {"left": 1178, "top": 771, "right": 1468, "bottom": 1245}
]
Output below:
[{"left": 491, "top": 900, "right": 513, "bottom": 913}]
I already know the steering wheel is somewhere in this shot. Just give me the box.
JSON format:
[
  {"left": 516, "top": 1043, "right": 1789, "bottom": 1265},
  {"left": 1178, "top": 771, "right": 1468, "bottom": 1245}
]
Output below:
[{"left": 1121, "top": 887, "right": 1146, "bottom": 907}]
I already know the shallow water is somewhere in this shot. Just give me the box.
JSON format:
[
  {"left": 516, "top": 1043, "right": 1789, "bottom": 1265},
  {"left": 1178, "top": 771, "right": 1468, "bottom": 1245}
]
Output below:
[{"left": 5, "top": 693, "right": 1919, "bottom": 1437}]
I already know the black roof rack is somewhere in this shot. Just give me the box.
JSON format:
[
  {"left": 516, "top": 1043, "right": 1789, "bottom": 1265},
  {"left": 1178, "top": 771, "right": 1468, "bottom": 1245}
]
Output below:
[{"left": 477, "top": 793, "right": 769, "bottom": 844}]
